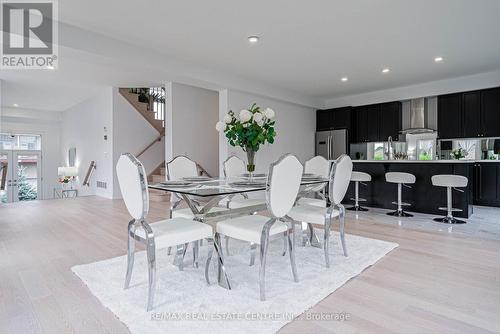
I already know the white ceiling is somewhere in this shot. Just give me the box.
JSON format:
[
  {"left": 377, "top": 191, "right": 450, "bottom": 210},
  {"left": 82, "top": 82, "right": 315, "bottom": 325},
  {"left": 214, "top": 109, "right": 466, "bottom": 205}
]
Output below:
[{"left": 2, "top": 0, "right": 500, "bottom": 111}]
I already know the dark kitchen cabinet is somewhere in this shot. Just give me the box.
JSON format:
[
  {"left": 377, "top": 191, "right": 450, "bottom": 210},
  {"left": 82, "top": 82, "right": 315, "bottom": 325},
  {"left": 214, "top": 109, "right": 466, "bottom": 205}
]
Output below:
[
  {"left": 437, "top": 93, "right": 462, "bottom": 139},
  {"left": 481, "top": 87, "right": 500, "bottom": 138},
  {"left": 354, "top": 102, "right": 401, "bottom": 143},
  {"left": 474, "top": 162, "right": 500, "bottom": 207},
  {"left": 438, "top": 87, "right": 500, "bottom": 139},
  {"left": 379, "top": 102, "right": 402, "bottom": 140},
  {"left": 316, "top": 107, "right": 353, "bottom": 132},
  {"left": 462, "top": 91, "right": 481, "bottom": 138},
  {"left": 355, "top": 105, "right": 374, "bottom": 142},
  {"left": 316, "top": 109, "right": 334, "bottom": 131}
]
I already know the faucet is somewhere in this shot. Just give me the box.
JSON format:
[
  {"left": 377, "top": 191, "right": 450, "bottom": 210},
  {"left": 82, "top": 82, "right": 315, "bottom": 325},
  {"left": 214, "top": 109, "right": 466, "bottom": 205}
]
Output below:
[{"left": 385, "top": 136, "right": 394, "bottom": 160}]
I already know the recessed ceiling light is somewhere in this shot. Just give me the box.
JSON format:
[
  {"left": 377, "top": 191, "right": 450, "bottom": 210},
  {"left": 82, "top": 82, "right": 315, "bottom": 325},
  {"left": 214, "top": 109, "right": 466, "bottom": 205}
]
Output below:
[
  {"left": 382, "top": 68, "right": 390, "bottom": 73},
  {"left": 13, "top": 103, "right": 19, "bottom": 107},
  {"left": 434, "top": 56, "right": 444, "bottom": 62},
  {"left": 341, "top": 77, "right": 348, "bottom": 82},
  {"left": 247, "top": 36, "right": 260, "bottom": 43},
  {"left": 46, "top": 65, "right": 55, "bottom": 70}
]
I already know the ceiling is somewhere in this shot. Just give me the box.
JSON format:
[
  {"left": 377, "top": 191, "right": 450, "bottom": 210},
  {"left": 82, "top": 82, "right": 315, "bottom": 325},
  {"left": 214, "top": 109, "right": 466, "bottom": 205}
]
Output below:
[{"left": 2, "top": 0, "right": 500, "bottom": 111}]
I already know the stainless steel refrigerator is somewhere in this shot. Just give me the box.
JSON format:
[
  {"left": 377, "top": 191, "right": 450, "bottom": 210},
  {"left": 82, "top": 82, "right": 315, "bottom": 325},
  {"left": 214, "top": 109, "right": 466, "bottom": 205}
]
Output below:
[{"left": 316, "top": 129, "right": 348, "bottom": 160}]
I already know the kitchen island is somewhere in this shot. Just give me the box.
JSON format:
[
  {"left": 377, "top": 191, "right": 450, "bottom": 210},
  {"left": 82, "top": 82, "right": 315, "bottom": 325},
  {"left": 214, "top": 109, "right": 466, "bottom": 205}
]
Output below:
[{"left": 343, "top": 160, "right": 475, "bottom": 218}]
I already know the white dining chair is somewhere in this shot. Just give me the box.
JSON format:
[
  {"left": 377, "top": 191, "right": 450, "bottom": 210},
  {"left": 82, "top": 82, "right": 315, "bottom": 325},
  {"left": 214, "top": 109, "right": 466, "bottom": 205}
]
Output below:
[
  {"left": 210, "top": 154, "right": 303, "bottom": 301},
  {"left": 117, "top": 153, "right": 218, "bottom": 311},
  {"left": 223, "top": 155, "right": 266, "bottom": 209},
  {"left": 166, "top": 155, "right": 227, "bottom": 219},
  {"left": 288, "top": 154, "right": 353, "bottom": 268},
  {"left": 296, "top": 155, "right": 330, "bottom": 208}
]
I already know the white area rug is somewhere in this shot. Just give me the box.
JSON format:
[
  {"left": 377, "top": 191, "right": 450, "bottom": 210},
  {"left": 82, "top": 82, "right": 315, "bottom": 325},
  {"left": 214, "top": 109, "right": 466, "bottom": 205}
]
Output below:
[{"left": 72, "top": 232, "right": 398, "bottom": 334}]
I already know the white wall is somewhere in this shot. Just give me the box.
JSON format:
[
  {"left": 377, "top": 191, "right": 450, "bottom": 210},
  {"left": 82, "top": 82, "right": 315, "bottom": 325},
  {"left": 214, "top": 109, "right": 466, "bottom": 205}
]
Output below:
[
  {"left": 324, "top": 70, "right": 500, "bottom": 108},
  {"left": 61, "top": 88, "right": 114, "bottom": 198},
  {"left": 112, "top": 88, "right": 164, "bottom": 197},
  {"left": 219, "top": 89, "right": 316, "bottom": 175},
  {"left": 0, "top": 107, "right": 62, "bottom": 200},
  {"left": 166, "top": 82, "right": 219, "bottom": 177}
]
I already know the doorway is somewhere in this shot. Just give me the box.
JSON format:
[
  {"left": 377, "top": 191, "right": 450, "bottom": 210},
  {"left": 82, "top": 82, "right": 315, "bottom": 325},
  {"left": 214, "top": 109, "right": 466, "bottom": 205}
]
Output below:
[{"left": 0, "top": 134, "right": 42, "bottom": 203}]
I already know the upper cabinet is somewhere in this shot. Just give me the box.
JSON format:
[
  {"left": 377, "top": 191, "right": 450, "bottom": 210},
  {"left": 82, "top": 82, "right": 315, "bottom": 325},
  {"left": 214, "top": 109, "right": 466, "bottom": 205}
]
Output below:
[
  {"left": 438, "top": 93, "right": 463, "bottom": 139},
  {"left": 316, "top": 107, "right": 353, "bottom": 131},
  {"left": 354, "top": 102, "right": 401, "bottom": 143},
  {"left": 481, "top": 87, "right": 500, "bottom": 138},
  {"left": 379, "top": 102, "right": 402, "bottom": 140},
  {"left": 316, "top": 107, "right": 354, "bottom": 140},
  {"left": 438, "top": 87, "right": 500, "bottom": 139}
]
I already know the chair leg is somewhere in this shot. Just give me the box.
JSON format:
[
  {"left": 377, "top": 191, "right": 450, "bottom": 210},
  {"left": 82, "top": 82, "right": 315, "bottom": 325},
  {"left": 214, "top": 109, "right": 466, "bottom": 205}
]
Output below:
[
  {"left": 192, "top": 240, "right": 199, "bottom": 268},
  {"left": 259, "top": 232, "right": 270, "bottom": 301},
  {"left": 249, "top": 242, "right": 257, "bottom": 266},
  {"left": 214, "top": 233, "right": 231, "bottom": 289},
  {"left": 225, "top": 235, "right": 230, "bottom": 256},
  {"left": 146, "top": 234, "right": 156, "bottom": 311},
  {"left": 308, "top": 223, "right": 321, "bottom": 248},
  {"left": 323, "top": 217, "right": 332, "bottom": 268},
  {"left": 124, "top": 220, "right": 136, "bottom": 289},
  {"left": 176, "top": 243, "right": 188, "bottom": 271},
  {"left": 282, "top": 231, "right": 288, "bottom": 256},
  {"left": 205, "top": 238, "right": 214, "bottom": 284},
  {"left": 339, "top": 205, "right": 348, "bottom": 257},
  {"left": 288, "top": 228, "right": 299, "bottom": 283}
]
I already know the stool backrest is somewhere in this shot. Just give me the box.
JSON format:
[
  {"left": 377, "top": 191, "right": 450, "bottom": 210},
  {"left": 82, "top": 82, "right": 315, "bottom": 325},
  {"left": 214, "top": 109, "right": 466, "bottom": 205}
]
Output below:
[
  {"left": 223, "top": 155, "right": 246, "bottom": 177},
  {"left": 432, "top": 174, "right": 468, "bottom": 187},
  {"left": 329, "top": 155, "right": 353, "bottom": 205},
  {"left": 266, "top": 154, "right": 303, "bottom": 218},
  {"left": 116, "top": 153, "right": 149, "bottom": 220},
  {"left": 167, "top": 155, "right": 198, "bottom": 180}
]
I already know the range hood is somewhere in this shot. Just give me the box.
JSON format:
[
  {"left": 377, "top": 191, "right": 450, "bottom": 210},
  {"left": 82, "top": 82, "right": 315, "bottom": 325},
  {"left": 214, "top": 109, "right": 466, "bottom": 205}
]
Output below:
[{"left": 400, "top": 97, "right": 436, "bottom": 134}]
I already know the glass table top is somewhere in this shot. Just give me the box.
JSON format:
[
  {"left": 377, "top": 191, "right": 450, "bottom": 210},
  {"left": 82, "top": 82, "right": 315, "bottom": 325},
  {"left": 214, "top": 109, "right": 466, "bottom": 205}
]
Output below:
[{"left": 148, "top": 177, "right": 328, "bottom": 197}]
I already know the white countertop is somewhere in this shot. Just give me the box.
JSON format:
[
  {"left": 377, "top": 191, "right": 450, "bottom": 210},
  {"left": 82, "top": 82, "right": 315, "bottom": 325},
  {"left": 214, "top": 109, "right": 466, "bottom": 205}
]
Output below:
[{"left": 351, "top": 159, "right": 500, "bottom": 163}]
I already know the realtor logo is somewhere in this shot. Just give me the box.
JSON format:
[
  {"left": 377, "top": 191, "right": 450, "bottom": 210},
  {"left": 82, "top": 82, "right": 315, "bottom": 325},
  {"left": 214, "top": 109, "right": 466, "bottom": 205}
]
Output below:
[{"left": 1, "top": 0, "right": 58, "bottom": 69}]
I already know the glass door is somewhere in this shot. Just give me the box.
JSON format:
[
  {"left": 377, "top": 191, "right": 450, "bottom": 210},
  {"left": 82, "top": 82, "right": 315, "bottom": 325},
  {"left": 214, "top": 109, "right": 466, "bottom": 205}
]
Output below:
[
  {"left": 0, "top": 151, "right": 13, "bottom": 203},
  {"left": 13, "top": 151, "right": 41, "bottom": 202}
]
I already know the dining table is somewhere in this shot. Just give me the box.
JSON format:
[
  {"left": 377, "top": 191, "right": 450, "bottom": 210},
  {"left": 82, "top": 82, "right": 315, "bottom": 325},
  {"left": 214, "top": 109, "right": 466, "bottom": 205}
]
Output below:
[{"left": 148, "top": 174, "right": 329, "bottom": 288}]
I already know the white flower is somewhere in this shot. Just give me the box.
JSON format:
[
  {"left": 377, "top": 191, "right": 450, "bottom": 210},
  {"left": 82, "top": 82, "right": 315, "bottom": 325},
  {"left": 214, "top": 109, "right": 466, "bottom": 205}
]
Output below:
[
  {"left": 253, "top": 112, "right": 263, "bottom": 124},
  {"left": 243, "top": 123, "right": 250, "bottom": 128},
  {"left": 223, "top": 114, "right": 232, "bottom": 124},
  {"left": 239, "top": 109, "right": 252, "bottom": 123},
  {"left": 264, "top": 107, "right": 275, "bottom": 119},
  {"left": 256, "top": 119, "right": 265, "bottom": 126},
  {"left": 215, "top": 121, "right": 226, "bottom": 132}
]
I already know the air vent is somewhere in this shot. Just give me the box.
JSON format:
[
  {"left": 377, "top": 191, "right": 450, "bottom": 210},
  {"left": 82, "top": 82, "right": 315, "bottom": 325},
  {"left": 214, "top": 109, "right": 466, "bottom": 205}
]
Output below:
[{"left": 96, "top": 181, "right": 107, "bottom": 189}]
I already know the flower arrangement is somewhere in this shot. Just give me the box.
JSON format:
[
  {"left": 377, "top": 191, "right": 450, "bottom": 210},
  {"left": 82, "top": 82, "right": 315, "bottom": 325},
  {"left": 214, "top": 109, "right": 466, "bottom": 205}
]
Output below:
[
  {"left": 450, "top": 148, "right": 466, "bottom": 160},
  {"left": 216, "top": 103, "right": 276, "bottom": 173}
]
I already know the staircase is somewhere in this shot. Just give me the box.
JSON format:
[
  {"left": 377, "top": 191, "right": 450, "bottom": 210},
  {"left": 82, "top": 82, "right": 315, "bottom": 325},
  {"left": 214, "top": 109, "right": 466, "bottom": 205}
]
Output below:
[{"left": 119, "top": 87, "right": 169, "bottom": 202}]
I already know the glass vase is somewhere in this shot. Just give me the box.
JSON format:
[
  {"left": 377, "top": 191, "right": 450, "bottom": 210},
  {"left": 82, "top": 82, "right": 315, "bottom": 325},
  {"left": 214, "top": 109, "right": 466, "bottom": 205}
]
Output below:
[{"left": 246, "top": 147, "right": 256, "bottom": 180}]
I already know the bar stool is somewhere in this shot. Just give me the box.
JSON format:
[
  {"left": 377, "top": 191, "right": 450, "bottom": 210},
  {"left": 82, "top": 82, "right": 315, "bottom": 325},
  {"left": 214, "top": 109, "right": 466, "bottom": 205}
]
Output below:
[
  {"left": 431, "top": 175, "right": 468, "bottom": 224},
  {"left": 346, "top": 171, "right": 371, "bottom": 211},
  {"left": 385, "top": 172, "right": 416, "bottom": 217}
]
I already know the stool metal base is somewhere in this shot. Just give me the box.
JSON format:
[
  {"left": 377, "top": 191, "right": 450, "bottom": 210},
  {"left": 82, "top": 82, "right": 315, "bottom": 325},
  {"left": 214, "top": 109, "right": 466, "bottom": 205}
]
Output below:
[
  {"left": 346, "top": 205, "right": 369, "bottom": 212},
  {"left": 433, "top": 216, "right": 466, "bottom": 224},
  {"left": 387, "top": 210, "right": 413, "bottom": 217}
]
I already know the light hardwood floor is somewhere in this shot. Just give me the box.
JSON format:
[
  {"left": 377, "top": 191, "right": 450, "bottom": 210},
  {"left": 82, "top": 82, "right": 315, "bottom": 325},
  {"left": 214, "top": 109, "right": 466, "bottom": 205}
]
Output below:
[{"left": 0, "top": 196, "right": 499, "bottom": 334}]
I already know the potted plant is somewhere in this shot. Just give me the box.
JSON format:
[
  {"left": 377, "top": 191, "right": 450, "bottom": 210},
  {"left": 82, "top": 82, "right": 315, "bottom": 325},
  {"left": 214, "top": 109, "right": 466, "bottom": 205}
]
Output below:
[{"left": 216, "top": 103, "right": 276, "bottom": 177}]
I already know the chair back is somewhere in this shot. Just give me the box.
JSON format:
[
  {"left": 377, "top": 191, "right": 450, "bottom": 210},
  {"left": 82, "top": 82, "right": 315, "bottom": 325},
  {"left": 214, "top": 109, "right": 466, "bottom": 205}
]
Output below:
[
  {"left": 266, "top": 154, "right": 303, "bottom": 218},
  {"left": 304, "top": 155, "right": 330, "bottom": 192},
  {"left": 328, "top": 155, "right": 353, "bottom": 205},
  {"left": 167, "top": 156, "right": 198, "bottom": 180},
  {"left": 116, "top": 153, "right": 149, "bottom": 220},
  {"left": 305, "top": 155, "right": 330, "bottom": 176},
  {"left": 223, "top": 155, "right": 246, "bottom": 177}
]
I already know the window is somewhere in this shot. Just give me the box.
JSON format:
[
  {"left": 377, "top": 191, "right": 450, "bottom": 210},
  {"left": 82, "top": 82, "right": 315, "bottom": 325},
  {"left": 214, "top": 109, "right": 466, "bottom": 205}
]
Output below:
[{"left": 0, "top": 134, "right": 41, "bottom": 150}]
